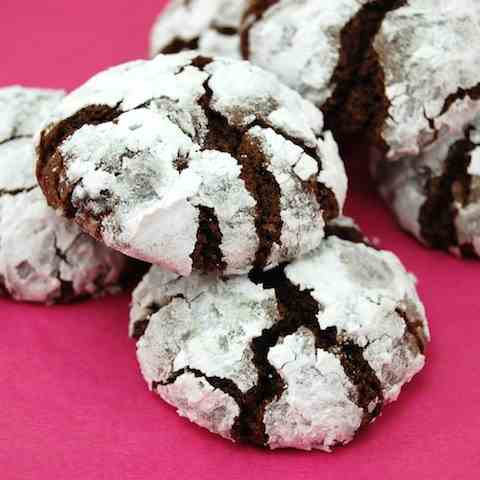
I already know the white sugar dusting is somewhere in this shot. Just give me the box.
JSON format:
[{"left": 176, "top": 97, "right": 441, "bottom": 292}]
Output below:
[
  {"left": 0, "top": 86, "right": 128, "bottom": 303},
  {"left": 376, "top": 0, "right": 480, "bottom": 159},
  {"left": 374, "top": 108, "right": 480, "bottom": 257},
  {"left": 245, "top": 0, "right": 369, "bottom": 108},
  {"left": 150, "top": 0, "right": 245, "bottom": 59}
]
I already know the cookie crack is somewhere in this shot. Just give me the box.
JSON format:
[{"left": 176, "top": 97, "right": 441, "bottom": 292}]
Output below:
[
  {"left": 210, "top": 25, "right": 237, "bottom": 36},
  {"left": 156, "top": 367, "right": 245, "bottom": 413},
  {"left": 160, "top": 37, "right": 200, "bottom": 55},
  {"left": 50, "top": 233, "right": 80, "bottom": 303},
  {"left": 0, "top": 185, "right": 37, "bottom": 198},
  {"left": 244, "top": 264, "right": 384, "bottom": 446},
  {"left": 419, "top": 126, "right": 475, "bottom": 251},
  {"left": 36, "top": 98, "right": 157, "bottom": 230},
  {"left": 241, "top": 0, "right": 406, "bottom": 142},
  {"left": 191, "top": 55, "right": 339, "bottom": 268},
  {"left": 0, "top": 134, "right": 31, "bottom": 146},
  {"left": 170, "top": 144, "right": 226, "bottom": 273},
  {"left": 36, "top": 102, "right": 123, "bottom": 215},
  {"left": 190, "top": 205, "right": 227, "bottom": 272},
  {"left": 236, "top": 131, "right": 283, "bottom": 269},
  {"left": 131, "top": 294, "right": 187, "bottom": 340},
  {"left": 423, "top": 109, "right": 440, "bottom": 145},
  {"left": 322, "top": 0, "right": 407, "bottom": 141},
  {"left": 324, "top": 222, "right": 368, "bottom": 245},
  {"left": 395, "top": 308, "right": 427, "bottom": 355},
  {"left": 191, "top": 57, "right": 283, "bottom": 271},
  {"left": 440, "top": 82, "right": 480, "bottom": 117},
  {"left": 244, "top": 118, "right": 339, "bottom": 223},
  {"left": 0, "top": 274, "right": 6, "bottom": 297},
  {"left": 157, "top": 7, "right": 238, "bottom": 55},
  {"left": 335, "top": 341, "right": 384, "bottom": 426},
  {"left": 53, "top": 233, "right": 74, "bottom": 268}
]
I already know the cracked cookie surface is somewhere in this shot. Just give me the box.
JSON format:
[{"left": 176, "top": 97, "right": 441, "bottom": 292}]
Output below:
[
  {"left": 150, "top": 0, "right": 246, "bottom": 59},
  {"left": 130, "top": 227, "right": 429, "bottom": 451},
  {"left": 0, "top": 86, "right": 131, "bottom": 303},
  {"left": 36, "top": 53, "right": 347, "bottom": 277},
  {"left": 373, "top": 111, "right": 480, "bottom": 258},
  {"left": 372, "top": 0, "right": 480, "bottom": 159},
  {"left": 241, "top": 0, "right": 404, "bottom": 138}
]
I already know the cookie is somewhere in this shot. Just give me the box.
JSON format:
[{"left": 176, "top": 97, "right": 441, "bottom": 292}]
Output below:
[
  {"left": 242, "top": 0, "right": 480, "bottom": 155},
  {"left": 36, "top": 53, "right": 347, "bottom": 277},
  {"left": 150, "top": 0, "right": 246, "bottom": 59},
  {"left": 373, "top": 111, "right": 480, "bottom": 258},
  {"left": 130, "top": 227, "right": 429, "bottom": 451},
  {"left": 0, "top": 86, "right": 132, "bottom": 303}
]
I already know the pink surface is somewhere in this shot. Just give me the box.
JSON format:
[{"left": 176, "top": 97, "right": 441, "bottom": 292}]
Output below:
[{"left": 0, "top": 1, "right": 479, "bottom": 478}]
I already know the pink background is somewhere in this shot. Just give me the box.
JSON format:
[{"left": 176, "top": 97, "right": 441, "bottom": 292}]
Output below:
[{"left": 1, "top": 1, "right": 479, "bottom": 478}]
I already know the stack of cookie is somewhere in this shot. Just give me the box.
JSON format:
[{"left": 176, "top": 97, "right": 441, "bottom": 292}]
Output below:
[
  {"left": 8, "top": 0, "right": 469, "bottom": 451},
  {"left": 33, "top": 51, "right": 429, "bottom": 452}
]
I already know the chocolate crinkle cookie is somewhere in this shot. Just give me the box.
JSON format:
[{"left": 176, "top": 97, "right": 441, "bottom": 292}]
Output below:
[
  {"left": 150, "top": 0, "right": 246, "bottom": 59},
  {"left": 130, "top": 226, "right": 429, "bottom": 451},
  {"left": 241, "top": 0, "right": 480, "bottom": 155},
  {"left": 0, "top": 86, "right": 132, "bottom": 304},
  {"left": 36, "top": 52, "right": 347, "bottom": 277},
  {"left": 373, "top": 111, "right": 480, "bottom": 258}
]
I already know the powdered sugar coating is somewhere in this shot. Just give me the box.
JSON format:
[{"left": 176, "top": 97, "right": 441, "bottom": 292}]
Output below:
[
  {"left": 150, "top": 0, "right": 245, "bottom": 59},
  {"left": 247, "top": 126, "right": 330, "bottom": 267},
  {"left": 133, "top": 269, "right": 277, "bottom": 392},
  {"left": 375, "top": 0, "right": 480, "bottom": 159},
  {"left": 244, "top": 0, "right": 369, "bottom": 107},
  {"left": 285, "top": 237, "right": 428, "bottom": 402},
  {"left": 0, "top": 86, "right": 129, "bottom": 303},
  {"left": 317, "top": 131, "right": 347, "bottom": 206},
  {"left": 130, "top": 233, "right": 429, "bottom": 451},
  {"left": 374, "top": 106, "right": 480, "bottom": 257},
  {"left": 0, "top": 86, "right": 65, "bottom": 143},
  {"left": 265, "top": 328, "right": 363, "bottom": 451},
  {"left": 161, "top": 372, "right": 240, "bottom": 440},
  {"left": 38, "top": 53, "right": 347, "bottom": 276}
]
